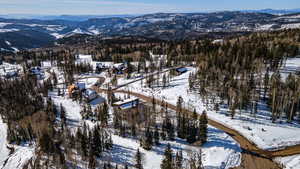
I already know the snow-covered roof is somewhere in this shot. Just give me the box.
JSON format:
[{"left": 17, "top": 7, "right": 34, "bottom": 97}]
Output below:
[
  {"left": 113, "top": 63, "right": 125, "bottom": 68},
  {"left": 176, "top": 67, "right": 188, "bottom": 73},
  {"left": 212, "top": 39, "right": 224, "bottom": 44},
  {"left": 149, "top": 51, "right": 167, "bottom": 59},
  {"left": 114, "top": 97, "right": 139, "bottom": 106},
  {"left": 75, "top": 54, "right": 93, "bottom": 64},
  {"left": 84, "top": 89, "right": 97, "bottom": 96},
  {"left": 30, "top": 66, "right": 44, "bottom": 75},
  {"left": 75, "top": 82, "right": 86, "bottom": 90},
  {"left": 41, "top": 61, "right": 56, "bottom": 68},
  {"left": 78, "top": 54, "right": 92, "bottom": 59}
]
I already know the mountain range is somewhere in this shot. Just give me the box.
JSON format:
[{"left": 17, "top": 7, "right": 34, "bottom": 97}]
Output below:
[{"left": 1, "top": 11, "right": 300, "bottom": 52}]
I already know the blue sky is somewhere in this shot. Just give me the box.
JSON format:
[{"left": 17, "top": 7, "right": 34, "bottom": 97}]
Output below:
[{"left": 0, "top": 0, "right": 299, "bottom": 15}]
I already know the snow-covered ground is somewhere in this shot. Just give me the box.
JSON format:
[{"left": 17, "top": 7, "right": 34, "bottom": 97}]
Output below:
[
  {"left": 1, "top": 145, "right": 35, "bottom": 169},
  {"left": 110, "top": 128, "right": 241, "bottom": 169},
  {"left": 276, "top": 155, "right": 300, "bottom": 169},
  {"left": 280, "top": 57, "right": 300, "bottom": 79},
  {"left": 281, "top": 23, "right": 300, "bottom": 29},
  {"left": 0, "top": 118, "right": 10, "bottom": 167},
  {"left": 0, "top": 118, "right": 34, "bottom": 169},
  {"left": 121, "top": 58, "right": 300, "bottom": 150},
  {"left": 49, "top": 89, "right": 241, "bottom": 169}
]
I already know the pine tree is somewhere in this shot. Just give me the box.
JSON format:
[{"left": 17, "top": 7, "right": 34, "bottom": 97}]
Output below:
[
  {"left": 135, "top": 149, "right": 143, "bottom": 169},
  {"left": 92, "top": 126, "right": 103, "bottom": 157},
  {"left": 175, "top": 150, "right": 183, "bottom": 169},
  {"left": 154, "top": 126, "right": 160, "bottom": 145},
  {"left": 199, "top": 111, "right": 208, "bottom": 144},
  {"left": 88, "top": 154, "right": 96, "bottom": 169},
  {"left": 60, "top": 103, "right": 66, "bottom": 127},
  {"left": 141, "top": 127, "right": 153, "bottom": 150},
  {"left": 163, "top": 74, "right": 167, "bottom": 88},
  {"left": 163, "top": 117, "right": 175, "bottom": 141},
  {"left": 161, "top": 144, "right": 173, "bottom": 169}
]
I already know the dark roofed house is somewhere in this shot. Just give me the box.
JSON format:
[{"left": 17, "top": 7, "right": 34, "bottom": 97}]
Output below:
[
  {"left": 114, "top": 98, "right": 139, "bottom": 110},
  {"left": 29, "top": 66, "right": 45, "bottom": 80},
  {"left": 175, "top": 67, "right": 188, "bottom": 74},
  {"left": 75, "top": 82, "right": 86, "bottom": 91}
]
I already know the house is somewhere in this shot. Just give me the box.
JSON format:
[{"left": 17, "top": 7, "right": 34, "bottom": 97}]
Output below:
[
  {"left": 75, "top": 82, "right": 86, "bottom": 91},
  {"left": 113, "top": 63, "right": 126, "bottom": 70},
  {"left": 149, "top": 51, "right": 167, "bottom": 66},
  {"left": 75, "top": 54, "right": 93, "bottom": 65},
  {"left": 212, "top": 39, "right": 224, "bottom": 44},
  {"left": 29, "top": 66, "right": 43, "bottom": 75},
  {"left": 83, "top": 89, "right": 98, "bottom": 101},
  {"left": 113, "top": 62, "right": 128, "bottom": 74},
  {"left": 114, "top": 98, "right": 140, "bottom": 110},
  {"left": 5, "top": 71, "right": 18, "bottom": 79},
  {"left": 149, "top": 51, "right": 167, "bottom": 61},
  {"left": 29, "top": 66, "right": 45, "bottom": 79},
  {"left": 175, "top": 67, "right": 188, "bottom": 74},
  {"left": 96, "top": 62, "right": 111, "bottom": 73},
  {"left": 41, "top": 61, "right": 56, "bottom": 68}
]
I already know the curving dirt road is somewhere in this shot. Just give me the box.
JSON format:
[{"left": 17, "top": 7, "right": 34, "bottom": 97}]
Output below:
[
  {"left": 95, "top": 88, "right": 290, "bottom": 169},
  {"left": 87, "top": 68, "right": 300, "bottom": 169}
]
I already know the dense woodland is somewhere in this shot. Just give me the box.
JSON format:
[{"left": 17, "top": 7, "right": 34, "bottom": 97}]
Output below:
[{"left": 0, "top": 28, "right": 300, "bottom": 168}]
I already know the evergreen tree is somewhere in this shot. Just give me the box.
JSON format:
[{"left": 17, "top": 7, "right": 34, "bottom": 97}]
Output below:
[
  {"left": 161, "top": 144, "right": 173, "bottom": 169},
  {"left": 141, "top": 127, "right": 153, "bottom": 150},
  {"left": 135, "top": 149, "right": 143, "bottom": 169},
  {"left": 60, "top": 103, "right": 67, "bottom": 127},
  {"left": 199, "top": 111, "right": 208, "bottom": 144},
  {"left": 175, "top": 150, "right": 183, "bottom": 169},
  {"left": 154, "top": 126, "right": 160, "bottom": 145}
]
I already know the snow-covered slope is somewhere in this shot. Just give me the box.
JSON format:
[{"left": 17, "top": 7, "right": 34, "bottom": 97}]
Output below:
[
  {"left": 122, "top": 61, "right": 300, "bottom": 150},
  {"left": 0, "top": 118, "right": 10, "bottom": 168},
  {"left": 48, "top": 74, "right": 241, "bottom": 169},
  {"left": 275, "top": 155, "right": 300, "bottom": 169},
  {"left": 0, "top": 118, "right": 34, "bottom": 169}
]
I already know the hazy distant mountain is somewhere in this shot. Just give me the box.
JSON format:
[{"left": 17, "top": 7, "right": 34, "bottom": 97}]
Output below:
[
  {"left": 1, "top": 11, "right": 300, "bottom": 52},
  {"left": 242, "top": 8, "right": 300, "bottom": 15},
  {"left": 0, "top": 14, "right": 136, "bottom": 21}
]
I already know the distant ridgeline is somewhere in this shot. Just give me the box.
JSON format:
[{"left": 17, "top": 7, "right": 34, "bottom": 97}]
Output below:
[{"left": 1, "top": 11, "right": 300, "bottom": 52}]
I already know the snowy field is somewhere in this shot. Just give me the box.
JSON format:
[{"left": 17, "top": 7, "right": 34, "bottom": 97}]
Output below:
[
  {"left": 49, "top": 90, "right": 241, "bottom": 169},
  {"left": 276, "top": 155, "right": 300, "bottom": 169},
  {"left": 121, "top": 57, "right": 300, "bottom": 151},
  {"left": 109, "top": 128, "right": 241, "bottom": 169},
  {"left": 0, "top": 119, "right": 10, "bottom": 168},
  {"left": 0, "top": 119, "right": 35, "bottom": 169}
]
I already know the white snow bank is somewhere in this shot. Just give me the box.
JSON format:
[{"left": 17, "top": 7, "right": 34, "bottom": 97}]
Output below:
[
  {"left": 275, "top": 155, "right": 300, "bottom": 169},
  {"left": 0, "top": 118, "right": 10, "bottom": 168}
]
